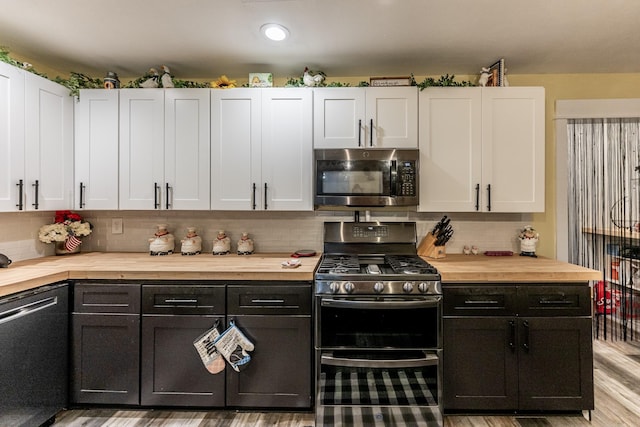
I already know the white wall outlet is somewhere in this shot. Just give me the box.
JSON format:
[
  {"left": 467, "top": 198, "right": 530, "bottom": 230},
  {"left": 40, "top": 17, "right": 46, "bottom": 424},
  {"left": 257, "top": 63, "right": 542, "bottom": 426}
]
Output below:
[{"left": 111, "top": 218, "right": 123, "bottom": 234}]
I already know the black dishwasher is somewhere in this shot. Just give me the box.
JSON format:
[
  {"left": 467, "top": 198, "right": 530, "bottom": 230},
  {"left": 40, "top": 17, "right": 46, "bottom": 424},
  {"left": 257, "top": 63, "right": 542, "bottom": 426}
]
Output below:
[
  {"left": 0, "top": 283, "right": 69, "bottom": 427},
  {"left": 141, "top": 284, "right": 225, "bottom": 407},
  {"left": 226, "top": 282, "right": 312, "bottom": 408}
]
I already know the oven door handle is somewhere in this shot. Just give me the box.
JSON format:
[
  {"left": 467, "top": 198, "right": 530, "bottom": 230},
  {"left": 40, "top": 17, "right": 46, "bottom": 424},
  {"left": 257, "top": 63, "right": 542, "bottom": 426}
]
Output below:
[
  {"left": 321, "top": 352, "right": 438, "bottom": 369},
  {"left": 320, "top": 297, "right": 441, "bottom": 310}
]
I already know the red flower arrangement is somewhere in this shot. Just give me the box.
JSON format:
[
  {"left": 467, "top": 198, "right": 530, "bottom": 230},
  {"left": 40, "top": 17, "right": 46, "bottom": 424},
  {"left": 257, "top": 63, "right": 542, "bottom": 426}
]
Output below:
[{"left": 39, "top": 210, "right": 92, "bottom": 251}]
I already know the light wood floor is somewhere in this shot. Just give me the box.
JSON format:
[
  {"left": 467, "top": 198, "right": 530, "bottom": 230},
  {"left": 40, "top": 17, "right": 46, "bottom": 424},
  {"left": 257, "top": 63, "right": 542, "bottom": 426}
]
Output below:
[{"left": 53, "top": 339, "right": 640, "bottom": 427}]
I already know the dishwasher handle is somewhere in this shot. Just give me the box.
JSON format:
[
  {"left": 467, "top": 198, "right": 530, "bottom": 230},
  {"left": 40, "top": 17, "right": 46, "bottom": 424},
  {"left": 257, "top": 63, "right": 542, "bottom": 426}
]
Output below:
[{"left": 0, "top": 296, "right": 57, "bottom": 326}]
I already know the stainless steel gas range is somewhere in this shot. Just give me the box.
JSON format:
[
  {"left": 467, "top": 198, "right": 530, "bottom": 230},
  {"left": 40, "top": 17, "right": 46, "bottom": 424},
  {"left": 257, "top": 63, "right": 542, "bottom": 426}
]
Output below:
[{"left": 314, "top": 221, "right": 443, "bottom": 427}]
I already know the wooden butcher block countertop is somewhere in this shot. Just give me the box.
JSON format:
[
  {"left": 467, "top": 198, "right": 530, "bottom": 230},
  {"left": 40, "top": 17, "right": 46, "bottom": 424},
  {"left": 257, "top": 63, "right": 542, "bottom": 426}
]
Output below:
[
  {"left": 0, "top": 252, "right": 321, "bottom": 298},
  {"left": 428, "top": 254, "right": 602, "bottom": 283}
]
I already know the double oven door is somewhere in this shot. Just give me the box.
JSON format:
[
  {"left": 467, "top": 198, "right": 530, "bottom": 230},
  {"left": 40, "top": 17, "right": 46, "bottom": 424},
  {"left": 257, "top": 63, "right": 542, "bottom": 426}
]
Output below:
[{"left": 315, "top": 295, "right": 442, "bottom": 426}]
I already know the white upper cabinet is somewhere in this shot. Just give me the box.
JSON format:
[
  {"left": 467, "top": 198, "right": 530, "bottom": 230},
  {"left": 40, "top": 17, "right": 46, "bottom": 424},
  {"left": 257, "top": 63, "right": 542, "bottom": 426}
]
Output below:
[
  {"left": 74, "top": 89, "right": 119, "bottom": 210},
  {"left": 119, "top": 88, "right": 210, "bottom": 210},
  {"left": 119, "top": 89, "right": 165, "bottom": 210},
  {"left": 418, "top": 88, "right": 482, "bottom": 212},
  {"left": 313, "top": 87, "right": 417, "bottom": 148},
  {"left": 481, "top": 87, "right": 545, "bottom": 212},
  {"left": 0, "top": 65, "right": 73, "bottom": 212},
  {"left": 211, "top": 88, "right": 313, "bottom": 211},
  {"left": 163, "top": 89, "right": 211, "bottom": 210},
  {"left": 418, "top": 87, "right": 545, "bottom": 213},
  {"left": 0, "top": 61, "right": 25, "bottom": 212},
  {"left": 24, "top": 73, "right": 74, "bottom": 211}
]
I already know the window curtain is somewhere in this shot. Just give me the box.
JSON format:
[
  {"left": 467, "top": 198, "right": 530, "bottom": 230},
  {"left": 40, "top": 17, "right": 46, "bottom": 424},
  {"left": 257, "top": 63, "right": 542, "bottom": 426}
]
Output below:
[{"left": 568, "top": 118, "right": 640, "bottom": 340}]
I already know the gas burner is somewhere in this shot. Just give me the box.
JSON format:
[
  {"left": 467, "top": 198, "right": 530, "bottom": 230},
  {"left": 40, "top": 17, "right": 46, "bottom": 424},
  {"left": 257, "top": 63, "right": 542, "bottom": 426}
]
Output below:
[
  {"left": 317, "top": 254, "right": 361, "bottom": 275},
  {"left": 385, "top": 255, "right": 438, "bottom": 275}
]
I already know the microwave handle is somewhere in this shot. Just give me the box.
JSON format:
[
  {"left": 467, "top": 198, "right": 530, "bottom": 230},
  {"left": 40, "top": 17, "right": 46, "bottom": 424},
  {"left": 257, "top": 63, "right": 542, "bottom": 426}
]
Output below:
[{"left": 390, "top": 160, "right": 398, "bottom": 196}]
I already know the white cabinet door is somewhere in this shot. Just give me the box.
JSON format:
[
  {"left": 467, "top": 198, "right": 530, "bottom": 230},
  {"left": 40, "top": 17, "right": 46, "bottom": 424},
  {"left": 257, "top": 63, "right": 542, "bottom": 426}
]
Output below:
[
  {"left": 365, "top": 87, "right": 418, "bottom": 148},
  {"left": 262, "top": 88, "right": 313, "bottom": 210},
  {"left": 74, "top": 89, "right": 119, "bottom": 210},
  {"left": 419, "top": 88, "right": 482, "bottom": 212},
  {"left": 314, "top": 87, "right": 417, "bottom": 148},
  {"left": 481, "top": 87, "right": 545, "bottom": 212},
  {"left": 24, "top": 72, "right": 73, "bottom": 211},
  {"left": 119, "top": 89, "right": 164, "bottom": 210},
  {"left": 0, "top": 62, "right": 25, "bottom": 211},
  {"left": 313, "top": 88, "right": 365, "bottom": 148},
  {"left": 211, "top": 88, "right": 313, "bottom": 211},
  {"left": 211, "top": 89, "right": 261, "bottom": 210},
  {"left": 164, "top": 89, "right": 210, "bottom": 210},
  {"left": 418, "top": 87, "right": 545, "bottom": 213}
]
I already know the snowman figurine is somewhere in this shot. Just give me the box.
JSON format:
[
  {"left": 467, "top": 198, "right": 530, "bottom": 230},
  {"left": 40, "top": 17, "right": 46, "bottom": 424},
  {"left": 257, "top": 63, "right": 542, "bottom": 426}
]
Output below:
[
  {"left": 149, "top": 224, "right": 175, "bottom": 256},
  {"left": 180, "top": 227, "right": 202, "bottom": 255},
  {"left": 213, "top": 230, "right": 231, "bottom": 255},
  {"left": 519, "top": 225, "right": 539, "bottom": 257},
  {"left": 237, "top": 232, "right": 254, "bottom": 255}
]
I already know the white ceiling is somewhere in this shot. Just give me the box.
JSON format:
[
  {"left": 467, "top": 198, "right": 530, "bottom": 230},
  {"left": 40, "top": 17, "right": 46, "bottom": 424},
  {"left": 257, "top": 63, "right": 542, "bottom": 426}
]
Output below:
[{"left": 1, "top": 0, "right": 639, "bottom": 81}]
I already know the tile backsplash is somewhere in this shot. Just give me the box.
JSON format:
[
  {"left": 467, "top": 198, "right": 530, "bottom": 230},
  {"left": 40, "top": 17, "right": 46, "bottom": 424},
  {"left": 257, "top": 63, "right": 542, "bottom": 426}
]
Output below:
[{"left": 0, "top": 210, "right": 534, "bottom": 262}]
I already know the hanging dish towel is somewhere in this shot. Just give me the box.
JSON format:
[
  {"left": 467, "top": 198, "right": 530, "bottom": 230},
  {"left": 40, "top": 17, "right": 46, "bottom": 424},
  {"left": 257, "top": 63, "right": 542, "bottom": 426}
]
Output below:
[
  {"left": 214, "top": 320, "right": 255, "bottom": 372},
  {"left": 193, "top": 320, "right": 225, "bottom": 374}
]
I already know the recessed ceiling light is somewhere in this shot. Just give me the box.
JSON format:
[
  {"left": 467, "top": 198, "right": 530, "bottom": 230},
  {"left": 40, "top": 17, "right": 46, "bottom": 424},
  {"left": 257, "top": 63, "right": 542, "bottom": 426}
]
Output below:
[{"left": 261, "top": 23, "right": 289, "bottom": 41}]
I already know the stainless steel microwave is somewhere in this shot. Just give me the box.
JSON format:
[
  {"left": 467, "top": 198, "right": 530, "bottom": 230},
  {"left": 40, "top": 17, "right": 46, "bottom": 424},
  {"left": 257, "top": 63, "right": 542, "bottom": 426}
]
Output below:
[{"left": 314, "top": 148, "right": 419, "bottom": 208}]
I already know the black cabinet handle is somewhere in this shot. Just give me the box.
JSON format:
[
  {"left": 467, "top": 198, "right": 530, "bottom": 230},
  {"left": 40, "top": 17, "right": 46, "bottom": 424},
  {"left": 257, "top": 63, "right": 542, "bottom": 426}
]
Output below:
[
  {"left": 369, "top": 118, "right": 374, "bottom": 146},
  {"left": 509, "top": 320, "right": 516, "bottom": 352},
  {"left": 16, "top": 179, "right": 23, "bottom": 210},
  {"left": 486, "top": 184, "right": 491, "bottom": 211},
  {"left": 358, "top": 119, "right": 362, "bottom": 146},
  {"left": 522, "top": 320, "right": 530, "bottom": 352},
  {"left": 264, "top": 183, "right": 268, "bottom": 210},
  {"left": 252, "top": 183, "right": 257, "bottom": 210},
  {"left": 79, "top": 182, "right": 85, "bottom": 208},
  {"left": 165, "top": 183, "right": 171, "bottom": 209},
  {"left": 32, "top": 180, "right": 39, "bottom": 210},
  {"left": 475, "top": 183, "right": 480, "bottom": 211},
  {"left": 154, "top": 182, "right": 160, "bottom": 209}
]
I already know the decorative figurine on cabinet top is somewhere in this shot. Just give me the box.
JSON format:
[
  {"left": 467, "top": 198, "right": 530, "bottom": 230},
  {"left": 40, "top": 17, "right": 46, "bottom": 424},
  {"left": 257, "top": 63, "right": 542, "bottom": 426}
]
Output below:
[
  {"left": 181, "top": 227, "right": 202, "bottom": 256},
  {"left": 149, "top": 224, "right": 175, "bottom": 256},
  {"left": 237, "top": 232, "right": 254, "bottom": 255},
  {"left": 213, "top": 230, "right": 231, "bottom": 255},
  {"left": 518, "top": 225, "right": 539, "bottom": 257}
]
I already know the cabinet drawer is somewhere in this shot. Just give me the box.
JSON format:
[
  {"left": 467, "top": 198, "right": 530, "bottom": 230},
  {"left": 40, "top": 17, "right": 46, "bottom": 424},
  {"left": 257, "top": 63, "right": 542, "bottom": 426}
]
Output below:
[
  {"left": 443, "top": 286, "right": 517, "bottom": 316},
  {"left": 517, "top": 285, "right": 591, "bottom": 317},
  {"left": 73, "top": 283, "right": 140, "bottom": 314},
  {"left": 227, "top": 284, "right": 311, "bottom": 315},
  {"left": 142, "top": 285, "right": 225, "bottom": 315}
]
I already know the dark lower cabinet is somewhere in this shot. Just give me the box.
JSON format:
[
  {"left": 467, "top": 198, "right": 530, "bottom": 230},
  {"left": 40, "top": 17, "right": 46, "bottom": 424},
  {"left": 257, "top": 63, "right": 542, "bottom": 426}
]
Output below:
[
  {"left": 141, "top": 314, "right": 225, "bottom": 406},
  {"left": 140, "top": 284, "right": 226, "bottom": 407},
  {"left": 227, "top": 315, "right": 311, "bottom": 408},
  {"left": 226, "top": 283, "right": 312, "bottom": 408},
  {"left": 71, "top": 283, "right": 140, "bottom": 405},
  {"left": 443, "top": 283, "right": 594, "bottom": 412}
]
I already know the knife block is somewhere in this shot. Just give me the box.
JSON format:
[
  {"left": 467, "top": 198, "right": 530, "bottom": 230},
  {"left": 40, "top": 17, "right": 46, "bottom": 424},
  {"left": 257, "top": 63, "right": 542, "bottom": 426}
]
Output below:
[{"left": 417, "top": 233, "right": 446, "bottom": 259}]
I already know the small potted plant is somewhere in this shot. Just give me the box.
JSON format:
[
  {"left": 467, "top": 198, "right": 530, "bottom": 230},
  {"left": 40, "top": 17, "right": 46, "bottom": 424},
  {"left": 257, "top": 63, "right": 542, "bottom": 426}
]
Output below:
[{"left": 38, "top": 210, "right": 92, "bottom": 255}]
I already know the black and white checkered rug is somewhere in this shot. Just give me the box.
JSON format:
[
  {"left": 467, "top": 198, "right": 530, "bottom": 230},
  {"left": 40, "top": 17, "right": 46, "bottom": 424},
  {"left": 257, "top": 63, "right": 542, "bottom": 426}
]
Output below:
[{"left": 316, "top": 368, "right": 441, "bottom": 426}]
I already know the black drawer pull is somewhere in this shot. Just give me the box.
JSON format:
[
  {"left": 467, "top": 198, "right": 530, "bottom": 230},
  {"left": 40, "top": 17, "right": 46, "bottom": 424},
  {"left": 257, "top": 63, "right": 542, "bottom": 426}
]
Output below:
[
  {"left": 251, "top": 299, "right": 285, "bottom": 304},
  {"left": 538, "top": 299, "right": 573, "bottom": 305},
  {"left": 464, "top": 299, "right": 500, "bottom": 305},
  {"left": 164, "top": 298, "right": 198, "bottom": 304}
]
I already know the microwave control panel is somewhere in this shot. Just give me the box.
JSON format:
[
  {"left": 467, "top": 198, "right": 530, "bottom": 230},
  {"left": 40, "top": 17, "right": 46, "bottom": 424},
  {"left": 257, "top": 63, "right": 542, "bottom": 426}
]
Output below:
[{"left": 397, "top": 161, "right": 417, "bottom": 196}]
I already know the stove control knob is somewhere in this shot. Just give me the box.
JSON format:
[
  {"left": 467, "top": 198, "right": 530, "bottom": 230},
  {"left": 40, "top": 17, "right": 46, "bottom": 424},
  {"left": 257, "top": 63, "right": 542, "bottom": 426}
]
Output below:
[
  {"left": 329, "top": 282, "right": 341, "bottom": 293},
  {"left": 403, "top": 282, "right": 414, "bottom": 293},
  {"left": 373, "top": 282, "right": 385, "bottom": 293},
  {"left": 418, "top": 282, "right": 430, "bottom": 293},
  {"left": 344, "top": 282, "right": 355, "bottom": 294}
]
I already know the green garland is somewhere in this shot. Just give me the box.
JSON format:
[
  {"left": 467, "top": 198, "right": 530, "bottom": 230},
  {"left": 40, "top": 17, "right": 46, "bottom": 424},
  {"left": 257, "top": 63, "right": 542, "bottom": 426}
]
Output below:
[{"left": 2, "top": 47, "right": 475, "bottom": 95}]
